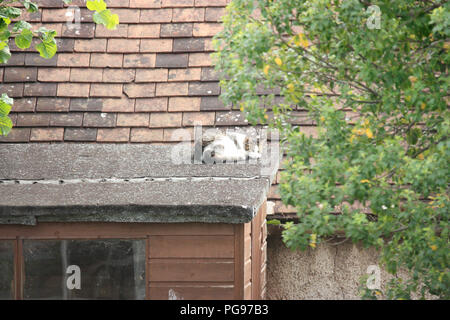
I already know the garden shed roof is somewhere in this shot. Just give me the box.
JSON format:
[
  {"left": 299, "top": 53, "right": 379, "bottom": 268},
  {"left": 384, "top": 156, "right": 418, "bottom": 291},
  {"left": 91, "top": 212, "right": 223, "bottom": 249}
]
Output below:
[{"left": 0, "top": 143, "right": 279, "bottom": 225}]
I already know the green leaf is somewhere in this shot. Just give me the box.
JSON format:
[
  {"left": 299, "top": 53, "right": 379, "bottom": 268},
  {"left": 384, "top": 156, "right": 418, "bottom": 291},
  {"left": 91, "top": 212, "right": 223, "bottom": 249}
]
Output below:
[
  {"left": 12, "top": 21, "right": 32, "bottom": 33},
  {"left": 0, "top": 101, "right": 11, "bottom": 117},
  {"left": 93, "top": 10, "right": 119, "bottom": 30},
  {"left": 0, "top": 93, "right": 13, "bottom": 106},
  {"left": 0, "top": 44, "right": 11, "bottom": 64},
  {"left": 86, "top": 0, "right": 107, "bottom": 12},
  {"left": 36, "top": 39, "right": 57, "bottom": 59},
  {"left": 23, "top": 1, "right": 39, "bottom": 13},
  {"left": 0, "top": 7, "right": 22, "bottom": 19},
  {"left": 0, "top": 115, "right": 12, "bottom": 136},
  {"left": 15, "top": 28, "right": 33, "bottom": 49}
]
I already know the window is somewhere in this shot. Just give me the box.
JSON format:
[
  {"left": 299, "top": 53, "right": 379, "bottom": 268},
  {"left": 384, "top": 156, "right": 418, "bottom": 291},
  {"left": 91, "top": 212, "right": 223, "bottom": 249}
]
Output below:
[
  {"left": 0, "top": 241, "right": 14, "bottom": 300},
  {"left": 0, "top": 239, "right": 146, "bottom": 300}
]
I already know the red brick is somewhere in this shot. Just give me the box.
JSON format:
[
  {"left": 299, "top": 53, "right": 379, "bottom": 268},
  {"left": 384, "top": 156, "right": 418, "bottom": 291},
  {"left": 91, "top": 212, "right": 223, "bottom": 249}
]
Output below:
[
  {"left": 160, "top": 23, "right": 193, "bottom": 37},
  {"left": 130, "top": 128, "right": 164, "bottom": 142},
  {"left": 117, "top": 113, "right": 150, "bottom": 127},
  {"left": 172, "top": 8, "right": 204, "bottom": 22},
  {"left": 140, "top": 9, "right": 172, "bottom": 22},
  {"left": 140, "top": 39, "right": 173, "bottom": 53},
  {"left": 6, "top": 53, "right": 25, "bottom": 66},
  {"left": 16, "top": 113, "right": 50, "bottom": 127},
  {"left": 36, "top": 0, "right": 64, "bottom": 6},
  {"left": 135, "top": 69, "right": 168, "bottom": 82},
  {"left": 130, "top": 0, "right": 162, "bottom": 8},
  {"left": 194, "top": 0, "right": 227, "bottom": 6},
  {"left": 95, "top": 24, "right": 128, "bottom": 38},
  {"left": 204, "top": 39, "right": 215, "bottom": 51},
  {"left": 11, "top": 98, "right": 36, "bottom": 112},
  {"left": 128, "top": 24, "right": 161, "bottom": 38},
  {"left": 61, "top": 23, "right": 95, "bottom": 38},
  {"left": 162, "top": 0, "right": 193, "bottom": 7},
  {"left": 4, "top": 68, "right": 37, "bottom": 82},
  {"left": 91, "top": 54, "right": 123, "bottom": 68},
  {"left": 163, "top": 127, "right": 193, "bottom": 142},
  {"left": 83, "top": 112, "right": 117, "bottom": 127},
  {"left": 70, "top": 98, "right": 103, "bottom": 112},
  {"left": 156, "top": 82, "right": 188, "bottom": 96},
  {"left": 0, "top": 83, "right": 23, "bottom": 98},
  {"left": 24, "top": 83, "right": 57, "bottom": 96},
  {"left": 150, "top": 112, "right": 182, "bottom": 128},
  {"left": 92, "top": 0, "right": 129, "bottom": 7},
  {"left": 123, "top": 54, "right": 156, "bottom": 68},
  {"left": 182, "top": 112, "right": 215, "bottom": 126},
  {"left": 155, "top": 53, "right": 188, "bottom": 68},
  {"left": 38, "top": 68, "right": 70, "bottom": 82},
  {"left": 58, "top": 38, "right": 77, "bottom": 52},
  {"left": 173, "top": 38, "right": 205, "bottom": 52},
  {"left": 36, "top": 98, "right": 70, "bottom": 112},
  {"left": 42, "top": 8, "right": 90, "bottom": 22},
  {"left": 70, "top": 69, "right": 103, "bottom": 82},
  {"left": 135, "top": 98, "right": 168, "bottom": 112},
  {"left": 25, "top": 53, "right": 57, "bottom": 66},
  {"left": 205, "top": 7, "right": 225, "bottom": 21},
  {"left": 168, "top": 97, "right": 201, "bottom": 112},
  {"left": 188, "top": 82, "right": 220, "bottom": 96},
  {"left": 107, "top": 39, "right": 141, "bottom": 53},
  {"left": 74, "top": 39, "right": 107, "bottom": 52},
  {"left": 29, "top": 23, "right": 62, "bottom": 35},
  {"left": 97, "top": 128, "right": 130, "bottom": 142},
  {"left": 193, "top": 23, "right": 223, "bottom": 37},
  {"left": 215, "top": 111, "right": 247, "bottom": 126},
  {"left": 49, "top": 113, "right": 83, "bottom": 127},
  {"left": 168, "top": 68, "right": 201, "bottom": 81},
  {"left": 123, "top": 83, "right": 156, "bottom": 98},
  {"left": 12, "top": 9, "right": 41, "bottom": 22},
  {"left": 30, "top": 128, "right": 64, "bottom": 141},
  {"left": 103, "top": 69, "right": 135, "bottom": 83},
  {"left": 0, "top": 128, "right": 30, "bottom": 142},
  {"left": 200, "top": 96, "right": 228, "bottom": 111},
  {"left": 113, "top": 9, "right": 141, "bottom": 23},
  {"left": 102, "top": 97, "right": 135, "bottom": 112},
  {"left": 0, "top": 84, "right": 23, "bottom": 97},
  {"left": 57, "top": 83, "right": 90, "bottom": 97},
  {"left": 64, "top": 128, "right": 98, "bottom": 141},
  {"left": 189, "top": 52, "right": 213, "bottom": 67},
  {"left": 90, "top": 84, "right": 123, "bottom": 97},
  {"left": 57, "top": 53, "right": 90, "bottom": 67},
  {"left": 201, "top": 67, "right": 220, "bottom": 81}
]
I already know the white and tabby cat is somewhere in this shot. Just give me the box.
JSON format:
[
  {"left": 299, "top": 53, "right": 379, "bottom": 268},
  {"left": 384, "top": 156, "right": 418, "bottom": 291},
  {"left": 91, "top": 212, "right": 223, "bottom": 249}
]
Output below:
[{"left": 202, "top": 132, "right": 261, "bottom": 163}]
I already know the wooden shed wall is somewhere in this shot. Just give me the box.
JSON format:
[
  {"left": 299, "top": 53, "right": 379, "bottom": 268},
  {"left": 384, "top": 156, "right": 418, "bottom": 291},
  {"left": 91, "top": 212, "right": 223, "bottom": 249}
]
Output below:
[{"left": 0, "top": 203, "right": 268, "bottom": 300}]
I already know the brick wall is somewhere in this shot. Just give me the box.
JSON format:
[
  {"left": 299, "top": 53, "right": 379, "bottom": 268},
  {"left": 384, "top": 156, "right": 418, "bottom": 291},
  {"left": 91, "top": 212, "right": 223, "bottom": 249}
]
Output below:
[{"left": 0, "top": 0, "right": 306, "bottom": 218}]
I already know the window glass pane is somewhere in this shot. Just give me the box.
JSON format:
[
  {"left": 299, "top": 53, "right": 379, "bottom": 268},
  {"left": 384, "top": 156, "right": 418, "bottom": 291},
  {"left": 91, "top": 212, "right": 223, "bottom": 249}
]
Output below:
[
  {"left": 0, "top": 241, "right": 14, "bottom": 300},
  {"left": 23, "top": 239, "right": 146, "bottom": 300}
]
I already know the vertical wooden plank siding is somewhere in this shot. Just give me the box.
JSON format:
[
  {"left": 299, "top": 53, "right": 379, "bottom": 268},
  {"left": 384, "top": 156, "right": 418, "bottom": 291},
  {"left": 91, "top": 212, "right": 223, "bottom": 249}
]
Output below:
[
  {"left": 13, "top": 238, "right": 23, "bottom": 300},
  {"left": 0, "top": 213, "right": 269, "bottom": 300},
  {"left": 251, "top": 201, "right": 267, "bottom": 300},
  {"left": 243, "top": 221, "right": 252, "bottom": 300},
  {"left": 233, "top": 224, "right": 245, "bottom": 300}
]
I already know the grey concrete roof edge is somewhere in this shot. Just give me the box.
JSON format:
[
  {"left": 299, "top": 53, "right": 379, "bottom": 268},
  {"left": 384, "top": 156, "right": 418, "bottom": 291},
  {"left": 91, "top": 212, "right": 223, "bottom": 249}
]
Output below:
[{"left": 0, "top": 203, "right": 257, "bottom": 225}]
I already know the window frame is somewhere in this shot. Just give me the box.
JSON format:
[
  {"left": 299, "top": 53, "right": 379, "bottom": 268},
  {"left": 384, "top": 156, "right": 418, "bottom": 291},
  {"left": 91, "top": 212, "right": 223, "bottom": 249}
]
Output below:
[{"left": 0, "top": 223, "right": 150, "bottom": 300}]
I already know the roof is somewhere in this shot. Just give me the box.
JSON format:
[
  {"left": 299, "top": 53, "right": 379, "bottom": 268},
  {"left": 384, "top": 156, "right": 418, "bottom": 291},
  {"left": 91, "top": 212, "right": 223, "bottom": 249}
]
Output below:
[
  {"left": 0, "top": 0, "right": 310, "bottom": 219},
  {"left": 0, "top": 143, "right": 279, "bottom": 224}
]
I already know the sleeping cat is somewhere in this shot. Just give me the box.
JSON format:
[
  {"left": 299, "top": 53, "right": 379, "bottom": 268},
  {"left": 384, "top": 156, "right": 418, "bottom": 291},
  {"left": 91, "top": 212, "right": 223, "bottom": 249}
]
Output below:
[{"left": 202, "top": 132, "right": 261, "bottom": 163}]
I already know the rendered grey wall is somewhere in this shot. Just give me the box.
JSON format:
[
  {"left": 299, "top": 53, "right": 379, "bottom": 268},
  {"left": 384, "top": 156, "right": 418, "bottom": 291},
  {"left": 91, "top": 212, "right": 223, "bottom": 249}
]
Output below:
[{"left": 266, "top": 227, "right": 395, "bottom": 300}]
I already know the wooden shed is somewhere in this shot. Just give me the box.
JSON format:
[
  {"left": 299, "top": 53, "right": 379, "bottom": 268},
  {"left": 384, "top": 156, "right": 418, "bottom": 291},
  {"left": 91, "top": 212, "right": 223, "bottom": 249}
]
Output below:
[{"left": 0, "top": 143, "right": 278, "bottom": 300}]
